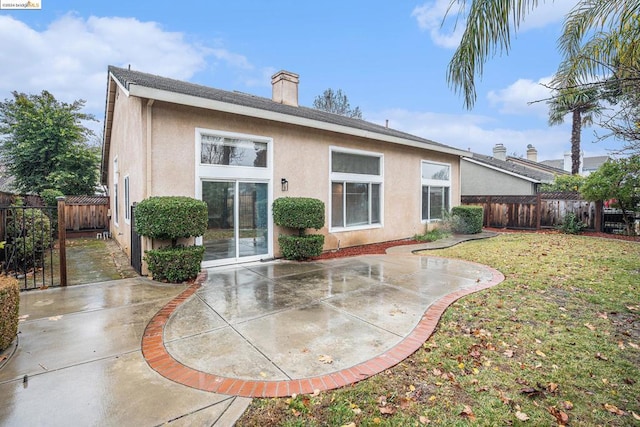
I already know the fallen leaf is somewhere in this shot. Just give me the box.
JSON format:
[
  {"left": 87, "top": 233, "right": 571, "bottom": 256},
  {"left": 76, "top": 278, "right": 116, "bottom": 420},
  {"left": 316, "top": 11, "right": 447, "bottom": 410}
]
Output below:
[
  {"left": 459, "top": 405, "right": 476, "bottom": 421},
  {"left": 535, "top": 349, "right": 547, "bottom": 358},
  {"left": 18, "top": 315, "right": 29, "bottom": 321},
  {"left": 259, "top": 371, "right": 267, "bottom": 378},
  {"left": 584, "top": 323, "right": 596, "bottom": 331},
  {"left": 562, "top": 401, "right": 574, "bottom": 410},
  {"left": 318, "top": 354, "right": 333, "bottom": 364},
  {"left": 311, "top": 389, "right": 321, "bottom": 397},
  {"left": 628, "top": 342, "right": 639, "bottom": 349},
  {"left": 548, "top": 406, "right": 569, "bottom": 425},
  {"left": 419, "top": 415, "right": 431, "bottom": 424},
  {"left": 547, "top": 383, "right": 559, "bottom": 393},
  {"left": 515, "top": 411, "right": 530, "bottom": 421},
  {"left": 618, "top": 341, "right": 625, "bottom": 350},
  {"left": 352, "top": 408, "right": 362, "bottom": 415},
  {"left": 409, "top": 384, "right": 416, "bottom": 392},
  {"left": 341, "top": 423, "right": 356, "bottom": 427},
  {"left": 595, "top": 353, "right": 608, "bottom": 361},
  {"left": 379, "top": 406, "right": 396, "bottom": 415},
  {"left": 597, "top": 312, "right": 608, "bottom": 319},
  {"left": 48, "top": 315, "right": 63, "bottom": 321},
  {"left": 504, "top": 349, "right": 514, "bottom": 358},
  {"left": 603, "top": 403, "right": 625, "bottom": 415},
  {"left": 631, "top": 411, "right": 640, "bottom": 421}
]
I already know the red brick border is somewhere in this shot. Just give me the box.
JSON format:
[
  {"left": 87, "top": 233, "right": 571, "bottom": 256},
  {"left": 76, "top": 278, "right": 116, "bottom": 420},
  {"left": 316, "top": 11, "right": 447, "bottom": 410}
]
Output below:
[{"left": 142, "top": 259, "right": 505, "bottom": 397}]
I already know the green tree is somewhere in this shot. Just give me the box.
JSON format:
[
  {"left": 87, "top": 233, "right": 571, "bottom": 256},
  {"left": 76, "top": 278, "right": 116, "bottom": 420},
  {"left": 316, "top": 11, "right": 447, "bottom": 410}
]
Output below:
[
  {"left": 447, "top": 0, "right": 639, "bottom": 109},
  {"left": 581, "top": 156, "right": 640, "bottom": 235},
  {"left": 541, "top": 174, "right": 585, "bottom": 192},
  {"left": 547, "top": 87, "right": 602, "bottom": 174},
  {"left": 313, "top": 88, "right": 363, "bottom": 119},
  {"left": 0, "top": 90, "right": 99, "bottom": 195}
]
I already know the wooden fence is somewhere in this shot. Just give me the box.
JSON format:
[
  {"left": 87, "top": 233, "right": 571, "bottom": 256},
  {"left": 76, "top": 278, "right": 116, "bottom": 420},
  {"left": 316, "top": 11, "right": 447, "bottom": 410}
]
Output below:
[
  {"left": 64, "top": 195, "right": 109, "bottom": 233},
  {"left": 461, "top": 192, "right": 602, "bottom": 231}
]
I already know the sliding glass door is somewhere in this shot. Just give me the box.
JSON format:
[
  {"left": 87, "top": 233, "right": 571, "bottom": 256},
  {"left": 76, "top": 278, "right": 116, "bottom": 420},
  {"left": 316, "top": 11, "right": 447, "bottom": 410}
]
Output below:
[{"left": 202, "top": 180, "right": 269, "bottom": 265}]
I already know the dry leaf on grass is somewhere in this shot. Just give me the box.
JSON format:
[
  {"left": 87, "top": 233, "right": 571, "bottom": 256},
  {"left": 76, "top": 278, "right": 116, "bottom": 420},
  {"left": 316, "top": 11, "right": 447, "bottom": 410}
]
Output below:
[
  {"left": 584, "top": 323, "right": 596, "bottom": 331},
  {"left": 603, "top": 403, "right": 625, "bottom": 415},
  {"left": 548, "top": 406, "right": 569, "bottom": 425},
  {"left": 459, "top": 405, "right": 476, "bottom": 421},
  {"left": 515, "top": 411, "right": 530, "bottom": 421}
]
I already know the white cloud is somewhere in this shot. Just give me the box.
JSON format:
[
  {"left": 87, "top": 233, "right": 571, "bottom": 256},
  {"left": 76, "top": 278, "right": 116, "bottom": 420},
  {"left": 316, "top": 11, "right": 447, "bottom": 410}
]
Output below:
[
  {"left": 413, "top": 0, "right": 579, "bottom": 48},
  {"left": 367, "top": 108, "right": 585, "bottom": 160},
  {"left": 487, "top": 76, "right": 553, "bottom": 117},
  {"left": 0, "top": 14, "right": 276, "bottom": 117},
  {"left": 411, "top": 0, "right": 466, "bottom": 48},
  {"left": 0, "top": 14, "right": 210, "bottom": 111}
]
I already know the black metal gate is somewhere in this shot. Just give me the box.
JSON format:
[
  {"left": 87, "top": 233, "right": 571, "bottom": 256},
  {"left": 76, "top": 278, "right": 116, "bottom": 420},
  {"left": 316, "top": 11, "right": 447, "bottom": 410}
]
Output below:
[
  {"left": 1, "top": 206, "right": 57, "bottom": 291},
  {"left": 130, "top": 203, "right": 142, "bottom": 274}
]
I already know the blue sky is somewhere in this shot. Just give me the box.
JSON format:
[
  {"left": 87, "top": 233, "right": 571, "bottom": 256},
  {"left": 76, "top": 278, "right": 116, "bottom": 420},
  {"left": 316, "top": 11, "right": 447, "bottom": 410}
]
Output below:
[{"left": 0, "top": 0, "right": 624, "bottom": 160}]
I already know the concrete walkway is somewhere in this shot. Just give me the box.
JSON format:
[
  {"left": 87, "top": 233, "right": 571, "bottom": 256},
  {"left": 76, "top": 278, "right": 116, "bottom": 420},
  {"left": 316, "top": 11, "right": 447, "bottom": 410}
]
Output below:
[{"left": 0, "top": 233, "right": 501, "bottom": 426}]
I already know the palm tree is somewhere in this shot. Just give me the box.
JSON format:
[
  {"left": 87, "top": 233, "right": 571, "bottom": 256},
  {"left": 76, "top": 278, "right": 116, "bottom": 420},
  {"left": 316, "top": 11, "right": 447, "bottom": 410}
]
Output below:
[
  {"left": 447, "top": 0, "right": 640, "bottom": 109},
  {"left": 547, "top": 87, "right": 602, "bottom": 174}
]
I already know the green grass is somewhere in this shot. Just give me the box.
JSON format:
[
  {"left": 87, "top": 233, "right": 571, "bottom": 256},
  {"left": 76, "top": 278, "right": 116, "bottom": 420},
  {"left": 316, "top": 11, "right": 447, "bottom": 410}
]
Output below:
[{"left": 237, "top": 233, "right": 640, "bottom": 426}]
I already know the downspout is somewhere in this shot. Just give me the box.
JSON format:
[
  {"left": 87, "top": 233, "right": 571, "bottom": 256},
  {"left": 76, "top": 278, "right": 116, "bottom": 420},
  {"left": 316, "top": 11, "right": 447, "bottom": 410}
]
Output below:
[
  {"left": 146, "top": 99, "right": 154, "bottom": 199},
  {"left": 142, "top": 99, "right": 154, "bottom": 274}
]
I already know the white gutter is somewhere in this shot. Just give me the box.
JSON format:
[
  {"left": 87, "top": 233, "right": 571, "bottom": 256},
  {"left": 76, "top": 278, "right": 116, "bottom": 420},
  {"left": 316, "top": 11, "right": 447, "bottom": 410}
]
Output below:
[{"left": 126, "top": 84, "right": 469, "bottom": 157}]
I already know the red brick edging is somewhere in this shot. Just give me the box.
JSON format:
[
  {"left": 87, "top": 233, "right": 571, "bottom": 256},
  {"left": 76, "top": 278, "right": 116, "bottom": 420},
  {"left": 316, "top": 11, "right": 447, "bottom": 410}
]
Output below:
[{"left": 141, "top": 261, "right": 505, "bottom": 397}]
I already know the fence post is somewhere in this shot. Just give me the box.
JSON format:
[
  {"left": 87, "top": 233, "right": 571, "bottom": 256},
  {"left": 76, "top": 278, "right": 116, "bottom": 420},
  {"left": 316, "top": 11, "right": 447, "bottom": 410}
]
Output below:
[
  {"left": 595, "top": 201, "right": 603, "bottom": 232},
  {"left": 536, "top": 193, "right": 542, "bottom": 230},
  {"left": 57, "top": 197, "right": 67, "bottom": 287}
]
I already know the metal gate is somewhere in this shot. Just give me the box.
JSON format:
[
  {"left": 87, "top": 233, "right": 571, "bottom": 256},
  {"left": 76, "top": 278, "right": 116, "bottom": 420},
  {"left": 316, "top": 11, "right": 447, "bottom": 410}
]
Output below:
[
  {"left": 1, "top": 206, "right": 57, "bottom": 291},
  {"left": 130, "top": 203, "right": 142, "bottom": 274}
]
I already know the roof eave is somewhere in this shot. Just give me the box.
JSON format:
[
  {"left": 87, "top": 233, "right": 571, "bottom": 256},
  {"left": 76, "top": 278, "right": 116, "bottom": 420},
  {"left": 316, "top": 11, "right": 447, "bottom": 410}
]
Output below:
[
  {"left": 127, "top": 84, "right": 468, "bottom": 157},
  {"left": 463, "top": 157, "right": 544, "bottom": 183}
]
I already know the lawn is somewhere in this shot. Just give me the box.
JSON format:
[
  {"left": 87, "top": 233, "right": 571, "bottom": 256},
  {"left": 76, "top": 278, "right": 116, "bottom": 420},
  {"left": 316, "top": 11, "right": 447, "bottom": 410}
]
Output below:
[{"left": 237, "top": 233, "right": 640, "bottom": 426}]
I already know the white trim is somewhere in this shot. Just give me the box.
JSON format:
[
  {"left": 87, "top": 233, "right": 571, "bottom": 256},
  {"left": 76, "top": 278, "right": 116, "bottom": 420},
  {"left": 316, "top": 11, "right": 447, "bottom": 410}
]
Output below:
[
  {"left": 195, "top": 128, "right": 273, "bottom": 266},
  {"left": 123, "top": 175, "right": 130, "bottom": 224},
  {"left": 421, "top": 160, "right": 452, "bottom": 222},
  {"left": 463, "top": 157, "right": 541, "bottom": 183},
  {"left": 127, "top": 84, "right": 467, "bottom": 157},
  {"left": 329, "top": 146, "right": 384, "bottom": 232}
]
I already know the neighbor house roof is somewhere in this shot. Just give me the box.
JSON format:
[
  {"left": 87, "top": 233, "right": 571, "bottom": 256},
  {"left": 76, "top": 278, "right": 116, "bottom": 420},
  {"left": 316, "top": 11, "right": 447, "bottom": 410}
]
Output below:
[
  {"left": 506, "top": 156, "right": 569, "bottom": 176},
  {"left": 101, "top": 66, "right": 468, "bottom": 184},
  {"left": 464, "top": 153, "right": 561, "bottom": 183}
]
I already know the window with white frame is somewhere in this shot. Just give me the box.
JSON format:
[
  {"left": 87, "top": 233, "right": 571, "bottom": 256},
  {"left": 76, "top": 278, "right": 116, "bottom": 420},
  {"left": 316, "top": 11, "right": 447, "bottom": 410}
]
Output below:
[
  {"left": 113, "top": 158, "right": 119, "bottom": 226},
  {"left": 200, "top": 134, "right": 267, "bottom": 168},
  {"left": 421, "top": 160, "right": 451, "bottom": 221},
  {"left": 124, "top": 175, "right": 130, "bottom": 223},
  {"left": 330, "top": 148, "right": 382, "bottom": 229}
]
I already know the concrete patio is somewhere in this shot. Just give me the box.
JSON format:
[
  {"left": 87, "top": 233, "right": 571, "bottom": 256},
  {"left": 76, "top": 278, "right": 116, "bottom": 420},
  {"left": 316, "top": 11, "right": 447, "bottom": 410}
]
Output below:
[{"left": 0, "top": 241, "right": 503, "bottom": 426}]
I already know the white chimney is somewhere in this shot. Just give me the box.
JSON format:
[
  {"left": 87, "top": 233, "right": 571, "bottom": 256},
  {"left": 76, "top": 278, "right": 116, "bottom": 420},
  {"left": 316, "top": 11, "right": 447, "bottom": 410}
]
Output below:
[
  {"left": 271, "top": 70, "right": 299, "bottom": 107},
  {"left": 493, "top": 143, "right": 507, "bottom": 161},
  {"left": 563, "top": 152, "right": 571, "bottom": 172},
  {"left": 526, "top": 144, "right": 538, "bottom": 162}
]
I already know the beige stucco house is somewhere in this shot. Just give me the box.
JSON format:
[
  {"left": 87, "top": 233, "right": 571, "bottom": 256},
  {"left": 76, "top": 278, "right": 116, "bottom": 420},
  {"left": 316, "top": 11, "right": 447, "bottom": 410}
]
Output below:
[{"left": 101, "top": 66, "right": 468, "bottom": 269}]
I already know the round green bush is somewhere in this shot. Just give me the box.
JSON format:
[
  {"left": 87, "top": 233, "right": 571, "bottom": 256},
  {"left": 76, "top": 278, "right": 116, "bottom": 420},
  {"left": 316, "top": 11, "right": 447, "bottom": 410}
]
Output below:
[
  {"left": 135, "top": 196, "right": 208, "bottom": 244},
  {"left": 450, "top": 206, "right": 484, "bottom": 234},
  {"left": 278, "top": 234, "right": 325, "bottom": 260},
  {"left": 144, "top": 245, "right": 205, "bottom": 283},
  {"left": 0, "top": 276, "right": 20, "bottom": 351},
  {"left": 273, "top": 197, "right": 325, "bottom": 233}
]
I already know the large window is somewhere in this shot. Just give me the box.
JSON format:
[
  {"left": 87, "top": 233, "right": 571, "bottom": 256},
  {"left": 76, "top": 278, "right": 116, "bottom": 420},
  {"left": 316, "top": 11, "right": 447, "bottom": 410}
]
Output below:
[
  {"left": 200, "top": 135, "right": 267, "bottom": 168},
  {"left": 421, "top": 161, "right": 451, "bottom": 221},
  {"left": 330, "top": 148, "right": 382, "bottom": 229}
]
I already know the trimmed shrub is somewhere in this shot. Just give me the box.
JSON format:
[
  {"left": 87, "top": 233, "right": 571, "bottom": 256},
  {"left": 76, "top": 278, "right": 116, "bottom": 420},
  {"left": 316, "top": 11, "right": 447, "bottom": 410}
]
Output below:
[
  {"left": 0, "top": 275, "right": 20, "bottom": 351},
  {"left": 278, "top": 234, "right": 325, "bottom": 260},
  {"left": 273, "top": 197, "right": 324, "bottom": 235},
  {"left": 558, "top": 212, "right": 586, "bottom": 234},
  {"left": 135, "top": 196, "right": 208, "bottom": 246},
  {"left": 450, "top": 206, "right": 483, "bottom": 234},
  {"left": 144, "top": 245, "right": 205, "bottom": 283},
  {"left": 273, "top": 197, "right": 325, "bottom": 260}
]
